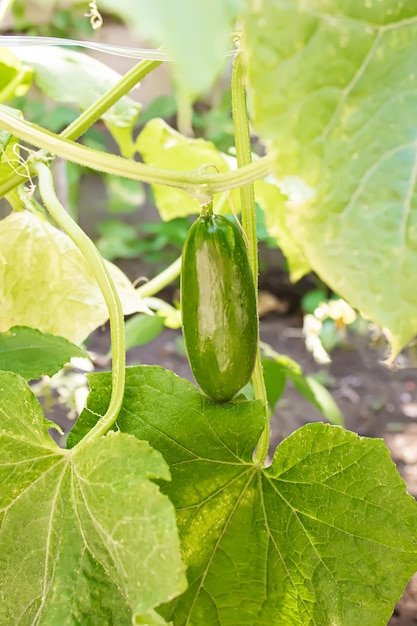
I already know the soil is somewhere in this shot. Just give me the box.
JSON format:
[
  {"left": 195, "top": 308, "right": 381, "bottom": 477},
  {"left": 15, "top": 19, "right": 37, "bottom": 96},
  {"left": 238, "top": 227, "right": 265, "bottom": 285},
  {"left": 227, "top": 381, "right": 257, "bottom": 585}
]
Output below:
[{"left": 80, "top": 311, "right": 417, "bottom": 626}]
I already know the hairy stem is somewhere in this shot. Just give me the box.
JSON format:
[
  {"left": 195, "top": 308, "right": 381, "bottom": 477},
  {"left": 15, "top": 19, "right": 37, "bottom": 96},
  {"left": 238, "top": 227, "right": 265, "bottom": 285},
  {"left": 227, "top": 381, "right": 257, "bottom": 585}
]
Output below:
[
  {"left": 33, "top": 160, "right": 126, "bottom": 446},
  {"left": 0, "top": 106, "right": 274, "bottom": 199},
  {"left": 231, "top": 50, "right": 270, "bottom": 465}
]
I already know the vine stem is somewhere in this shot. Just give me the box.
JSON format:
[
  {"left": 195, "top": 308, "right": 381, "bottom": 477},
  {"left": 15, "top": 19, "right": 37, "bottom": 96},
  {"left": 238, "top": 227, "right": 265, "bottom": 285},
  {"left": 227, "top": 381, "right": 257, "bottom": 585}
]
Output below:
[
  {"left": 231, "top": 50, "right": 270, "bottom": 465},
  {"left": 136, "top": 256, "right": 182, "bottom": 298},
  {"left": 33, "top": 161, "right": 126, "bottom": 447},
  {"left": 0, "top": 106, "right": 274, "bottom": 199}
]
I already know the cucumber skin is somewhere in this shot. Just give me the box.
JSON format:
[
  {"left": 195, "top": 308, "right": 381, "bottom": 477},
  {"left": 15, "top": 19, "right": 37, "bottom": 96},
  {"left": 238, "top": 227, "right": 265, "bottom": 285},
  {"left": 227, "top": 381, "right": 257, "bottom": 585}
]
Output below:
[{"left": 181, "top": 214, "right": 257, "bottom": 402}]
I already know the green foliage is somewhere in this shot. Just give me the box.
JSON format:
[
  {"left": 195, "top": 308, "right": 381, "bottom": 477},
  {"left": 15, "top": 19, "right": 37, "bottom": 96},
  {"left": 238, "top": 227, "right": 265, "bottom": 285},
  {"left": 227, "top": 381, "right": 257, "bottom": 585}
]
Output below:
[
  {"left": 0, "top": 326, "right": 86, "bottom": 379},
  {"left": 244, "top": 0, "right": 417, "bottom": 356},
  {"left": 0, "top": 211, "right": 150, "bottom": 344},
  {"left": 125, "top": 313, "right": 165, "bottom": 351},
  {"left": 0, "top": 370, "right": 186, "bottom": 624},
  {"left": 99, "top": 0, "right": 240, "bottom": 96},
  {"left": 68, "top": 366, "right": 417, "bottom": 625},
  {"left": 261, "top": 347, "right": 343, "bottom": 426},
  {"left": 136, "top": 118, "right": 237, "bottom": 219},
  {"left": 10, "top": 46, "right": 140, "bottom": 152},
  {"left": 0, "top": 48, "right": 32, "bottom": 103},
  {"left": 1, "top": 1, "right": 417, "bottom": 623},
  {"left": 96, "top": 215, "right": 189, "bottom": 263}
]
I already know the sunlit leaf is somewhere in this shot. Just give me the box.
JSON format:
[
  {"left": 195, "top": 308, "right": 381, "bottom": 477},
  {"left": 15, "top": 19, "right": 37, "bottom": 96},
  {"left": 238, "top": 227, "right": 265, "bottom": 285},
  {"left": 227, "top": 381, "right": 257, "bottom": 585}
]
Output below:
[
  {"left": 69, "top": 365, "right": 417, "bottom": 625},
  {"left": 244, "top": 1, "right": 417, "bottom": 356},
  {"left": 0, "top": 371, "right": 186, "bottom": 624},
  {"left": 0, "top": 211, "right": 150, "bottom": 344},
  {"left": 0, "top": 47, "right": 32, "bottom": 103},
  {"left": 136, "top": 118, "right": 239, "bottom": 219}
]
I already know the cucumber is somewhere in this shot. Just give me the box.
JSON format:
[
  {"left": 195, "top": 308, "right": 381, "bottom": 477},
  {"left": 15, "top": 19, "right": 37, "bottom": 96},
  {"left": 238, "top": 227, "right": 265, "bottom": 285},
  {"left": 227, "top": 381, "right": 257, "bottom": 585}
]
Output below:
[{"left": 181, "top": 206, "right": 257, "bottom": 402}]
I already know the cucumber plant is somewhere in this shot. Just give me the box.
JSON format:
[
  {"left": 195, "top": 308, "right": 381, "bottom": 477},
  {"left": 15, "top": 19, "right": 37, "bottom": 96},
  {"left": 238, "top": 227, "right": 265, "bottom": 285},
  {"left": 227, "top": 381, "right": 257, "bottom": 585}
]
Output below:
[{"left": 1, "top": 2, "right": 417, "bottom": 625}]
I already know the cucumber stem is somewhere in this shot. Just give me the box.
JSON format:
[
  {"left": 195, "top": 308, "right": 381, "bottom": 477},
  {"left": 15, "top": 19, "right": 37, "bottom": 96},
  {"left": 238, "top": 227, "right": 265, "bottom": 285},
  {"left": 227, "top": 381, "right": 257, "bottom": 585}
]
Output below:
[
  {"left": 231, "top": 49, "right": 270, "bottom": 465},
  {"left": 200, "top": 201, "right": 214, "bottom": 219},
  {"left": 33, "top": 161, "right": 126, "bottom": 448}
]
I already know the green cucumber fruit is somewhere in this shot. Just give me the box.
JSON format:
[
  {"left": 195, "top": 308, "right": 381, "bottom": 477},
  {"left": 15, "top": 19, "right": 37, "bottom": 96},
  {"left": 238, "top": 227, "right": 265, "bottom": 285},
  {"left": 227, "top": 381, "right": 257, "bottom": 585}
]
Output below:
[{"left": 181, "top": 210, "right": 257, "bottom": 402}]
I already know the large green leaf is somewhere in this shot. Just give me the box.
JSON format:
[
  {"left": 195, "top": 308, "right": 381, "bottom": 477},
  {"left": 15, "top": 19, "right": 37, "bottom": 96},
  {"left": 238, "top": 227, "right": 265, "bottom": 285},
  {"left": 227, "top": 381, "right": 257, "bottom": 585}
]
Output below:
[
  {"left": 0, "top": 370, "right": 186, "bottom": 624},
  {"left": 243, "top": 1, "right": 417, "bottom": 356},
  {"left": 99, "top": 0, "right": 240, "bottom": 96},
  {"left": 0, "top": 326, "right": 86, "bottom": 379},
  {"left": 255, "top": 178, "right": 311, "bottom": 281},
  {"left": 69, "top": 366, "right": 417, "bottom": 625},
  {"left": 0, "top": 211, "right": 150, "bottom": 344},
  {"left": 136, "top": 118, "right": 239, "bottom": 219}
]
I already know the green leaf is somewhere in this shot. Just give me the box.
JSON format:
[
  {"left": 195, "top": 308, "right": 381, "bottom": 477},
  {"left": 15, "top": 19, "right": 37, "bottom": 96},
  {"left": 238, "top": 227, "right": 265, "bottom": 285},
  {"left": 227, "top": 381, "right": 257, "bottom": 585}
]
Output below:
[
  {"left": 136, "top": 118, "right": 239, "bottom": 219},
  {"left": 255, "top": 178, "right": 311, "bottom": 282},
  {"left": 99, "top": 0, "right": 240, "bottom": 96},
  {"left": 291, "top": 373, "right": 343, "bottom": 426},
  {"left": 69, "top": 366, "right": 417, "bottom": 625},
  {"left": 0, "top": 47, "right": 32, "bottom": 103},
  {"left": 0, "top": 325, "right": 86, "bottom": 379},
  {"left": 125, "top": 314, "right": 165, "bottom": 351},
  {"left": 262, "top": 358, "right": 286, "bottom": 410},
  {"left": 261, "top": 346, "right": 343, "bottom": 425},
  {"left": 0, "top": 211, "right": 150, "bottom": 344},
  {"left": 243, "top": 2, "right": 417, "bottom": 356},
  {"left": 0, "top": 370, "right": 186, "bottom": 624},
  {"left": 10, "top": 46, "right": 140, "bottom": 146}
]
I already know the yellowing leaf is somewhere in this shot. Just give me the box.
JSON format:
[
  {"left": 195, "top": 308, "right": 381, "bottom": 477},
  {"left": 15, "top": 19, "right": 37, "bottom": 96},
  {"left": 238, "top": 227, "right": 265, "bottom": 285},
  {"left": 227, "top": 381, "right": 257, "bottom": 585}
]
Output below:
[
  {"left": 136, "top": 118, "right": 240, "bottom": 219},
  {"left": 244, "top": 1, "right": 417, "bottom": 356},
  {"left": 0, "top": 211, "right": 149, "bottom": 344}
]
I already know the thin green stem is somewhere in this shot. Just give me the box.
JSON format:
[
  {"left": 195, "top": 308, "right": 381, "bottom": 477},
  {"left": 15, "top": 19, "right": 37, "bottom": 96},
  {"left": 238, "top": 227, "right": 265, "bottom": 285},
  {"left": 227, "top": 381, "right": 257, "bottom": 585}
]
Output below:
[
  {"left": 231, "top": 50, "right": 269, "bottom": 465},
  {"left": 61, "top": 58, "right": 161, "bottom": 142},
  {"left": 0, "top": 106, "right": 274, "bottom": 198},
  {"left": 136, "top": 255, "right": 182, "bottom": 298},
  {"left": 33, "top": 161, "right": 126, "bottom": 447},
  {"left": 0, "top": 57, "right": 161, "bottom": 196}
]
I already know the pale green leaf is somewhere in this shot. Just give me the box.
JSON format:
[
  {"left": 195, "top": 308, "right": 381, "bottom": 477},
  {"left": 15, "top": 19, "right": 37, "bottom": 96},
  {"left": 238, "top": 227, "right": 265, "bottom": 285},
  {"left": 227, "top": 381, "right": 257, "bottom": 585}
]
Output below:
[
  {"left": 0, "top": 370, "right": 186, "bottom": 624},
  {"left": 10, "top": 46, "right": 140, "bottom": 133},
  {"left": 99, "top": 0, "right": 240, "bottom": 96},
  {"left": 255, "top": 178, "right": 310, "bottom": 282},
  {"left": 125, "top": 314, "right": 165, "bottom": 351},
  {"left": 136, "top": 118, "right": 239, "bottom": 219},
  {"left": 68, "top": 365, "right": 417, "bottom": 625},
  {"left": 0, "top": 211, "right": 150, "bottom": 344},
  {"left": 0, "top": 325, "right": 86, "bottom": 379},
  {"left": 0, "top": 47, "right": 32, "bottom": 103},
  {"left": 243, "top": 1, "right": 417, "bottom": 356}
]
